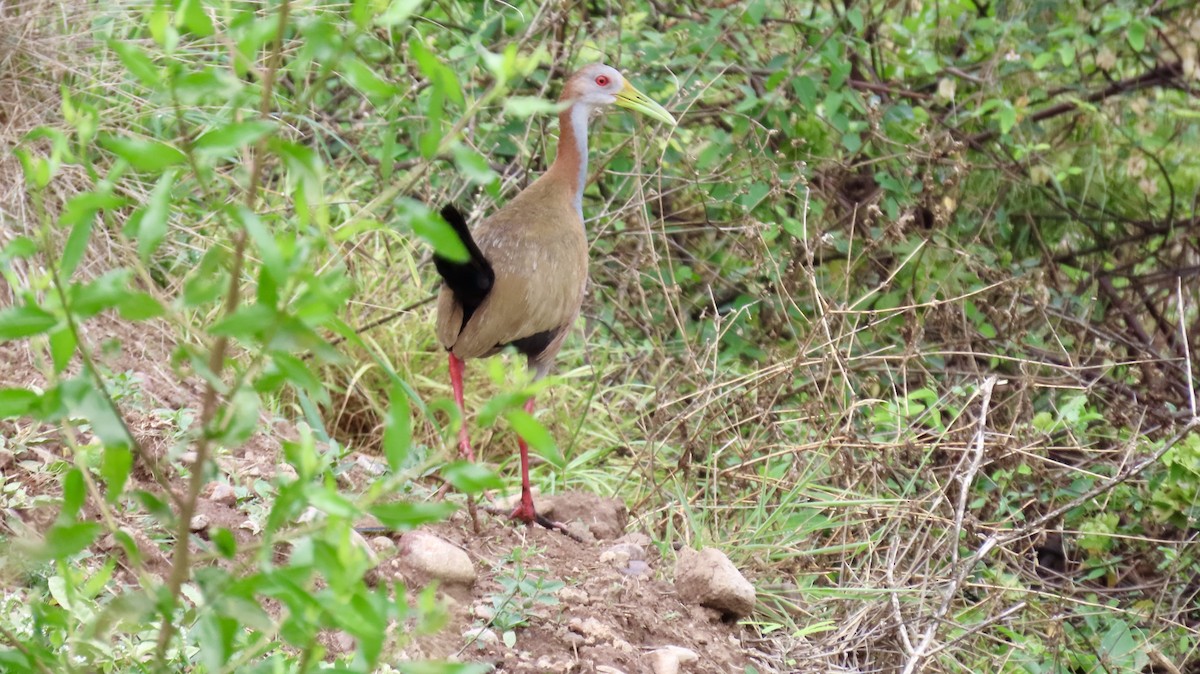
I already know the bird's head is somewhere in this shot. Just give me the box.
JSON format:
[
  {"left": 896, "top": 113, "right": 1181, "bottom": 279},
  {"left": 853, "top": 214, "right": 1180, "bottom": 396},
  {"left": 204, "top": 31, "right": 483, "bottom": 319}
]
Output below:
[{"left": 561, "top": 63, "right": 676, "bottom": 126}]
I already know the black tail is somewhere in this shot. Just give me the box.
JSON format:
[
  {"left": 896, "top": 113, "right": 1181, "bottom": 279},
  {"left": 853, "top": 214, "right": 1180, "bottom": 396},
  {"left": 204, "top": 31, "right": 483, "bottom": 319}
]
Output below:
[{"left": 432, "top": 205, "right": 494, "bottom": 321}]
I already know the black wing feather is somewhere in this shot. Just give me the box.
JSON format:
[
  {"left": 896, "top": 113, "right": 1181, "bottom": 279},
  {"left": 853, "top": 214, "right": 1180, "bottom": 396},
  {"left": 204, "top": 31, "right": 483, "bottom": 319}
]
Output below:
[{"left": 432, "top": 204, "right": 495, "bottom": 329}]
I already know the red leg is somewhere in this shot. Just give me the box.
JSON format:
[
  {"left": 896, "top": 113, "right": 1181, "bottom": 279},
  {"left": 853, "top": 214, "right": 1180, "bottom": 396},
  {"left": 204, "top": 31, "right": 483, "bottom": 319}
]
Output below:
[
  {"left": 448, "top": 353, "right": 474, "bottom": 461},
  {"left": 510, "top": 396, "right": 538, "bottom": 524}
]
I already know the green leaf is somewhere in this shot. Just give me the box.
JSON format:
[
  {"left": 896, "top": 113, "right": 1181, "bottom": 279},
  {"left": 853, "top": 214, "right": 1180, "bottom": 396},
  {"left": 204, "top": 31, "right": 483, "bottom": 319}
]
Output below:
[
  {"left": 1058, "top": 43, "right": 1075, "bottom": 67},
  {"left": 503, "top": 97, "right": 563, "bottom": 118},
  {"left": 109, "top": 40, "right": 160, "bottom": 88},
  {"left": 384, "top": 381, "right": 412, "bottom": 472},
  {"left": 268, "top": 352, "right": 325, "bottom": 400},
  {"left": 217, "top": 388, "right": 260, "bottom": 446},
  {"left": 0, "top": 304, "right": 58, "bottom": 341},
  {"left": 102, "top": 444, "right": 133, "bottom": 502},
  {"left": 0, "top": 236, "right": 37, "bottom": 270},
  {"left": 195, "top": 613, "right": 236, "bottom": 672},
  {"left": 409, "top": 37, "right": 463, "bottom": 106},
  {"left": 367, "top": 501, "right": 456, "bottom": 531},
  {"left": 118, "top": 292, "right": 166, "bottom": 321},
  {"left": 98, "top": 134, "right": 187, "bottom": 172},
  {"left": 407, "top": 201, "right": 469, "bottom": 262},
  {"left": 211, "top": 527, "right": 237, "bottom": 558},
  {"left": 234, "top": 206, "right": 285, "bottom": 282},
  {"left": 69, "top": 269, "right": 135, "bottom": 318},
  {"left": 342, "top": 57, "right": 397, "bottom": 101},
  {"left": 504, "top": 408, "right": 556, "bottom": 455},
  {"left": 194, "top": 120, "right": 277, "bottom": 158},
  {"left": 377, "top": 0, "right": 421, "bottom": 26},
  {"left": 148, "top": 0, "right": 178, "bottom": 51},
  {"left": 0, "top": 388, "right": 40, "bottom": 418},
  {"left": 37, "top": 521, "right": 101, "bottom": 561},
  {"left": 997, "top": 104, "right": 1017, "bottom": 135},
  {"left": 306, "top": 487, "right": 360, "bottom": 519},
  {"left": 63, "top": 378, "right": 131, "bottom": 448},
  {"left": 740, "top": 182, "right": 771, "bottom": 209},
  {"left": 442, "top": 461, "right": 503, "bottom": 494},
  {"left": 61, "top": 217, "right": 93, "bottom": 281},
  {"left": 175, "top": 68, "right": 244, "bottom": 105},
  {"left": 183, "top": 247, "right": 227, "bottom": 308},
  {"left": 49, "top": 327, "right": 76, "bottom": 373},
  {"left": 59, "top": 192, "right": 125, "bottom": 278},
  {"left": 792, "top": 75, "right": 817, "bottom": 108},
  {"left": 452, "top": 144, "right": 497, "bottom": 184},
  {"left": 62, "top": 468, "right": 86, "bottom": 520},
  {"left": 178, "top": 0, "right": 214, "bottom": 37},
  {"left": 132, "top": 171, "right": 174, "bottom": 262},
  {"left": 1127, "top": 20, "right": 1146, "bottom": 52},
  {"left": 209, "top": 303, "right": 277, "bottom": 339},
  {"left": 14, "top": 147, "right": 51, "bottom": 188},
  {"left": 271, "top": 140, "right": 323, "bottom": 199}
]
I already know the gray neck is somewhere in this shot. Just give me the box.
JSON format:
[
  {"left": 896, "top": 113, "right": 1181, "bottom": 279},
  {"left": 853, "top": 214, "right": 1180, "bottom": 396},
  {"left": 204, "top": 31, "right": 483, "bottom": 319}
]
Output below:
[{"left": 567, "top": 103, "right": 591, "bottom": 219}]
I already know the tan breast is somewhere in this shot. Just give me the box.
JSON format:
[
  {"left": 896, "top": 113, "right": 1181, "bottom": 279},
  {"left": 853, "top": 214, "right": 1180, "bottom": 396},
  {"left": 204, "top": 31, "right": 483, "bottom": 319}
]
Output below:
[{"left": 436, "top": 173, "right": 588, "bottom": 365}]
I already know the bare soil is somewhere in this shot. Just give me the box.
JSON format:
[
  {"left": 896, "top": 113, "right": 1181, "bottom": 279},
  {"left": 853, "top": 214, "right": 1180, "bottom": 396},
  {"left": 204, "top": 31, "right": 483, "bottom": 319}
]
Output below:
[
  {"left": 0, "top": 314, "right": 769, "bottom": 672},
  {"left": 370, "top": 501, "right": 759, "bottom": 673}
]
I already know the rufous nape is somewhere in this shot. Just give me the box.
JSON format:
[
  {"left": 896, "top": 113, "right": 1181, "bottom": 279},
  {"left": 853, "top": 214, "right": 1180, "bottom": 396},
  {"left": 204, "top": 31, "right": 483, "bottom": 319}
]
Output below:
[{"left": 432, "top": 63, "right": 675, "bottom": 531}]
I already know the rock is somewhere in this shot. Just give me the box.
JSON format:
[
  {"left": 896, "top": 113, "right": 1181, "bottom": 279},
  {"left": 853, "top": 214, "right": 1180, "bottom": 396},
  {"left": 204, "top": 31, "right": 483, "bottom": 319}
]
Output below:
[
  {"left": 567, "top": 616, "right": 618, "bottom": 645},
  {"left": 616, "top": 531, "right": 652, "bottom": 547},
  {"left": 462, "top": 627, "right": 499, "bottom": 647},
  {"left": 621, "top": 560, "right": 651, "bottom": 576},
  {"left": 674, "top": 547, "right": 756, "bottom": 619},
  {"left": 332, "top": 632, "right": 355, "bottom": 653},
  {"left": 188, "top": 514, "right": 209, "bottom": 532},
  {"left": 557, "top": 587, "right": 589, "bottom": 605},
  {"left": 472, "top": 603, "right": 494, "bottom": 621},
  {"left": 646, "top": 649, "right": 680, "bottom": 674},
  {"left": 534, "top": 655, "right": 576, "bottom": 670},
  {"left": 398, "top": 530, "right": 476, "bottom": 586},
  {"left": 541, "top": 492, "right": 628, "bottom": 540},
  {"left": 600, "top": 542, "right": 645, "bottom": 568},
  {"left": 207, "top": 482, "right": 238, "bottom": 507},
  {"left": 661, "top": 645, "right": 698, "bottom": 663},
  {"left": 355, "top": 453, "right": 387, "bottom": 476},
  {"left": 565, "top": 520, "right": 596, "bottom": 543},
  {"left": 370, "top": 536, "right": 396, "bottom": 557},
  {"left": 645, "top": 645, "right": 699, "bottom": 674}
]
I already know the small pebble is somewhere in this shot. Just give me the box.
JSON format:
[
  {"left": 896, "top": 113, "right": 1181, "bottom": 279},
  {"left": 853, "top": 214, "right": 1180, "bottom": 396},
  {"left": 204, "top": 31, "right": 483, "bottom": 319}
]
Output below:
[
  {"left": 616, "top": 531, "right": 652, "bottom": 547},
  {"left": 621, "top": 560, "right": 652, "bottom": 576},
  {"left": 208, "top": 483, "right": 237, "bottom": 507},
  {"left": 462, "top": 627, "right": 499, "bottom": 646}
]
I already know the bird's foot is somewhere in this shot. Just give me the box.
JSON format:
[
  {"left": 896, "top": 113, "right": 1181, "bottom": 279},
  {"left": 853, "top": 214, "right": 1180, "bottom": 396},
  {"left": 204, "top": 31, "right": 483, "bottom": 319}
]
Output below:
[{"left": 482, "top": 503, "right": 583, "bottom": 542}]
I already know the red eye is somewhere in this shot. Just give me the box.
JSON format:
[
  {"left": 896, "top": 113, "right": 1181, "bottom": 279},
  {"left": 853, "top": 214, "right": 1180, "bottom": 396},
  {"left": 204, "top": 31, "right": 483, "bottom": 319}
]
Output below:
[{"left": 595, "top": 75, "right": 610, "bottom": 87}]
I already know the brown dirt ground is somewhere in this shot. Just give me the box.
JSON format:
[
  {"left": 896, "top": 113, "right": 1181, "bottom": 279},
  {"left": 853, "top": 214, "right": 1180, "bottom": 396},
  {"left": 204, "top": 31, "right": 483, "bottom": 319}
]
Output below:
[
  {"left": 365, "top": 501, "right": 766, "bottom": 673},
  {"left": 0, "top": 313, "right": 773, "bottom": 672}
]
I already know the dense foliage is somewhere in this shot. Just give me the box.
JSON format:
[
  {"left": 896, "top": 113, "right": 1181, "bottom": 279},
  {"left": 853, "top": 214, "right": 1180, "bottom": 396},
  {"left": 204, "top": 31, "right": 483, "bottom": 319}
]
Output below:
[{"left": 1, "top": 0, "right": 1198, "bottom": 671}]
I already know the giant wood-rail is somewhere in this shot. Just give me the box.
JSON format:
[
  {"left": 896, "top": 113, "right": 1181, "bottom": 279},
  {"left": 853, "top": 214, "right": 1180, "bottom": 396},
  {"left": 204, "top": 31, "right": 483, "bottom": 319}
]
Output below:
[{"left": 433, "top": 63, "right": 675, "bottom": 529}]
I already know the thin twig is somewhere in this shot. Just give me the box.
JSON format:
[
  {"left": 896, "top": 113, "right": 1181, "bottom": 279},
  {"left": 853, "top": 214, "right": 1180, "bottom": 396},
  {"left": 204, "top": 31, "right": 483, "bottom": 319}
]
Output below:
[
  {"left": 1178, "top": 276, "right": 1197, "bottom": 419},
  {"left": 902, "top": 375, "right": 997, "bottom": 674}
]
